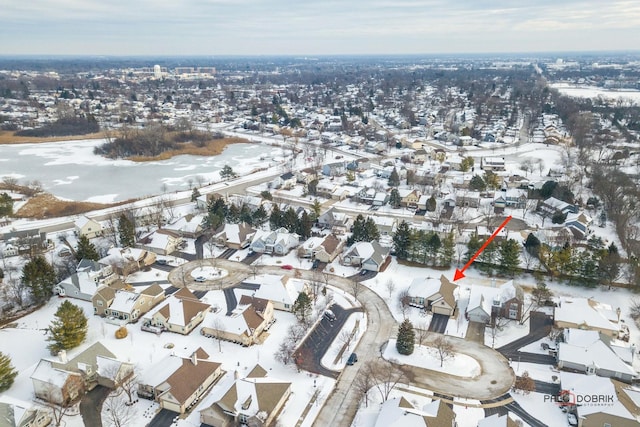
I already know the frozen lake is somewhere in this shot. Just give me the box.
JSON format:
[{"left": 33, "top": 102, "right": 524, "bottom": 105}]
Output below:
[
  {"left": 550, "top": 83, "right": 640, "bottom": 105},
  {"left": 0, "top": 139, "right": 284, "bottom": 202}
]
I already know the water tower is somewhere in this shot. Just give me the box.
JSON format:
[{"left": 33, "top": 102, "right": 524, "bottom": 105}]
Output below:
[{"left": 153, "top": 64, "right": 162, "bottom": 79}]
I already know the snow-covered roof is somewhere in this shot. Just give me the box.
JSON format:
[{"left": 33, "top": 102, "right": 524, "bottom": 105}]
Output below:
[
  {"left": 30, "top": 360, "right": 72, "bottom": 387},
  {"left": 467, "top": 280, "right": 518, "bottom": 314},
  {"left": 558, "top": 335, "right": 636, "bottom": 376},
  {"left": 560, "top": 372, "right": 636, "bottom": 420},
  {"left": 139, "top": 355, "right": 184, "bottom": 387},
  {"left": 243, "top": 274, "right": 299, "bottom": 306},
  {"left": 555, "top": 297, "right": 618, "bottom": 333},
  {"left": 108, "top": 290, "right": 141, "bottom": 313}
]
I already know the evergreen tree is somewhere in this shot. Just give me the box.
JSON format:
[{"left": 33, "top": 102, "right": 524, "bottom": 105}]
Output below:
[
  {"left": 117, "top": 213, "right": 135, "bottom": 247},
  {"left": 393, "top": 221, "right": 412, "bottom": 260},
  {"left": 478, "top": 241, "right": 498, "bottom": 275},
  {"left": 426, "top": 195, "right": 437, "bottom": 212},
  {"left": 269, "top": 204, "right": 282, "bottom": 230},
  {"left": 219, "top": 164, "right": 236, "bottom": 180},
  {"left": 226, "top": 203, "right": 241, "bottom": 223},
  {"left": 0, "top": 351, "right": 17, "bottom": 392},
  {"left": 297, "top": 211, "right": 313, "bottom": 239},
  {"left": 347, "top": 215, "right": 367, "bottom": 245},
  {"left": 310, "top": 199, "right": 322, "bottom": 221},
  {"left": 0, "top": 193, "right": 13, "bottom": 217},
  {"left": 364, "top": 217, "right": 380, "bottom": 241},
  {"left": 389, "top": 188, "right": 401, "bottom": 208},
  {"left": 239, "top": 204, "right": 253, "bottom": 225},
  {"left": 524, "top": 233, "right": 541, "bottom": 256},
  {"left": 599, "top": 243, "right": 621, "bottom": 288},
  {"left": 465, "top": 233, "right": 482, "bottom": 264},
  {"left": 22, "top": 256, "right": 57, "bottom": 303},
  {"left": 439, "top": 232, "right": 456, "bottom": 267},
  {"left": 47, "top": 300, "right": 88, "bottom": 355},
  {"left": 190, "top": 187, "right": 201, "bottom": 202},
  {"left": 424, "top": 233, "right": 441, "bottom": 266},
  {"left": 396, "top": 319, "right": 415, "bottom": 355},
  {"left": 498, "top": 239, "right": 521, "bottom": 277},
  {"left": 75, "top": 235, "right": 99, "bottom": 262},
  {"left": 469, "top": 175, "right": 486, "bottom": 191},
  {"left": 283, "top": 207, "right": 298, "bottom": 232},
  {"left": 483, "top": 170, "right": 500, "bottom": 190},
  {"left": 460, "top": 156, "right": 474, "bottom": 172},
  {"left": 252, "top": 205, "right": 268, "bottom": 225},
  {"left": 203, "top": 198, "right": 228, "bottom": 230},
  {"left": 292, "top": 292, "right": 312, "bottom": 324},
  {"left": 388, "top": 168, "right": 400, "bottom": 187}
]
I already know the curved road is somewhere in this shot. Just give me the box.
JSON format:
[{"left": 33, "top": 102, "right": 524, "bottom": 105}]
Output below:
[{"left": 165, "top": 258, "right": 515, "bottom": 426}]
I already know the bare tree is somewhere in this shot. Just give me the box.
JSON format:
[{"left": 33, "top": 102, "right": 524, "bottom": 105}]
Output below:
[
  {"left": 309, "top": 275, "right": 323, "bottom": 302},
  {"left": 102, "top": 393, "right": 136, "bottom": 427},
  {"left": 209, "top": 318, "right": 225, "bottom": 352},
  {"left": 353, "top": 367, "right": 375, "bottom": 408},
  {"left": 397, "top": 288, "right": 411, "bottom": 318},
  {"left": 513, "top": 371, "right": 535, "bottom": 395},
  {"left": 40, "top": 384, "right": 73, "bottom": 427},
  {"left": 488, "top": 315, "right": 509, "bottom": 349},
  {"left": 431, "top": 335, "right": 454, "bottom": 367},
  {"left": 349, "top": 279, "right": 362, "bottom": 300},
  {"left": 337, "top": 330, "right": 355, "bottom": 360},
  {"left": 364, "top": 359, "right": 406, "bottom": 402},
  {"left": 414, "top": 321, "right": 430, "bottom": 346},
  {"left": 385, "top": 279, "right": 396, "bottom": 298}
]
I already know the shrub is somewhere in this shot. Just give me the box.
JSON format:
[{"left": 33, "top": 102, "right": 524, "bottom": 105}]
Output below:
[{"left": 115, "top": 327, "right": 128, "bottom": 339}]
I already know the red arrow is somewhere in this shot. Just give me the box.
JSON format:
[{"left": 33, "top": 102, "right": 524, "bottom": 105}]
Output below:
[{"left": 453, "top": 216, "right": 512, "bottom": 281}]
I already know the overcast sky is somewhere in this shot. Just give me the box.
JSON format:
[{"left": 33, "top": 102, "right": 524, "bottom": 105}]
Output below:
[{"left": 1, "top": 0, "right": 639, "bottom": 56}]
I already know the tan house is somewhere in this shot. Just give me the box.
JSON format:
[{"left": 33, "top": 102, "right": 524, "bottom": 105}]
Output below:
[
  {"left": 74, "top": 216, "right": 103, "bottom": 239},
  {"left": 201, "top": 295, "right": 274, "bottom": 346},
  {"left": 200, "top": 365, "right": 292, "bottom": 427},
  {"left": 312, "top": 233, "right": 344, "bottom": 263},
  {"left": 138, "top": 348, "right": 223, "bottom": 414},
  {"left": 30, "top": 360, "right": 84, "bottom": 405},
  {"left": 144, "top": 288, "right": 211, "bottom": 335},
  {"left": 137, "top": 229, "right": 183, "bottom": 256},
  {"left": 373, "top": 396, "right": 455, "bottom": 427},
  {"left": 212, "top": 222, "right": 257, "bottom": 250},
  {"left": 99, "top": 247, "right": 156, "bottom": 276},
  {"left": 0, "top": 396, "right": 52, "bottom": 427},
  {"left": 554, "top": 297, "right": 620, "bottom": 338},
  {"left": 398, "top": 188, "right": 421, "bottom": 208},
  {"left": 99, "top": 284, "right": 165, "bottom": 323},
  {"left": 407, "top": 275, "right": 458, "bottom": 316}
]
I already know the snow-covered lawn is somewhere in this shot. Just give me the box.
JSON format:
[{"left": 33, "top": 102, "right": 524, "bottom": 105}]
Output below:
[
  {"left": 190, "top": 265, "right": 228, "bottom": 280},
  {"left": 511, "top": 391, "right": 569, "bottom": 427},
  {"left": 126, "top": 267, "right": 169, "bottom": 283},
  {"left": 484, "top": 318, "right": 529, "bottom": 349},
  {"left": 512, "top": 361, "right": 560, "bottom": 383},
  {"left": 383, "top": 339, "right": 481, "bottom": 378}
]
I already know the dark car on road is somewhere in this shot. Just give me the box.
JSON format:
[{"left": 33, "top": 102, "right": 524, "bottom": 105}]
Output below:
[{"left": 347, "top": 353, "right": 358, "bottom": 365}]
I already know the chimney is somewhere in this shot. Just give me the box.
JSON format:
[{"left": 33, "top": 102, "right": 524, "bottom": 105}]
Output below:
[{"left": 58, "top": 350, "right": 67, "bottom": 364}]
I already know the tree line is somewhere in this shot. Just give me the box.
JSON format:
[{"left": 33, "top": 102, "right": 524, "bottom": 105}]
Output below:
[{"left": 392, "top": 220, "right": 455, "bottom": 268}]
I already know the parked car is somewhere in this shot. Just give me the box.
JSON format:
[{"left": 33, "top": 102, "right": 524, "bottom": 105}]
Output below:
[
  {"left": 567, "top": 413, "right": 578, "bottom": 426},
  {"left": 324, "top": 310, "right": 336, "bottom": 322},
  {"left": 156, "top": 258, "right": 168, "bottom": 265},
  {"left": 360, "top": 269, "right": 368, "bottom": 276},
  {"left": 195, "top": 276, "right": 206, "bottom": 282},
  {"left": 312, "top": 260, "right": 319, "bottom": 269},
  {"left": 347, "top": 353, "right": 358, "bottom": 365},
  {"left": 280, "top": 264, "right": 293, "bottom": 270}
]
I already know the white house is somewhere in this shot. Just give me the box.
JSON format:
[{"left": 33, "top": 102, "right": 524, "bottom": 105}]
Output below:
[
  {"left": 74, "top": 216, "right": 103, "bottom": 239},
  {"left": 250, "top": 227, "right": 299, "bottom": 256}
]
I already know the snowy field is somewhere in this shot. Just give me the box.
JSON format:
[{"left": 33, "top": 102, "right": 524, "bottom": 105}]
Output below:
[
  {"left": 383, "top": 339, "right": 481, "bottom": 378},
  {"left": 550, "top": 83, "right": 640, "bottom": 105}
]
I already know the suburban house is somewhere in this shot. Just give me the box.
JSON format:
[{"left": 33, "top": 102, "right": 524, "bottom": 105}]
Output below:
[
  {"left": 341, "top": 240, "right": 391, "bottom": 272},
  {"left": 455, "top": 192, "right": 481, "bottom": 208},
  {"left": 565, "top": 212, "right": 592, "bottom": 240},
  {"left": 554, "top": 297, "right": 620, "bottom": 337},
  {"left": 368, "top": 215, "right": 397, "bottom": 236},
  {"left": 250, "top": 227, "right": 300, "bottom": 256},
  {"left": 31, "top": 342, "right": 132, "bottom": 404},
  {"left": 274, "top": 172, "right": 296, "bottom": 189},
  {"left": 0, "top": 396, "right": 52, "bottom": 427},
  {"left": 30, "top": 360, "right": 84, "bottom": 405},
  {"left": 95, "top": 284, "right": 165, "bottom": 323},
  {"left": 559, "top": 372, "right": 640, "bottom": 427},
  {"left": 163, "top": 214, "right": 205, "bottom": 238},
  {"left": 137, "top": 229, "right": 183, "bottom": 256},
  {"left": 138, "top": 348, "right": 223, "bottom": 414},
  {"left": 466, "top": 280, "right": 524, "bottom": 323},
  {"left": 199, "top": 365, "right": 292, "bottom": 427},
  {"left": 322, "top": 162, "right": 346, "bottom": 177},
  {"left": 316, "top": 180, "right": 338, "bottom": 199},
  {"left": 143, "top": 287, "right": 211, "bottom": 335},
  {"left": 297, "top": 233, "right": 344, "bottom": 262},
  {"left": 212, "top": 222, "right": 257, "bottom": 250},
  {"left": 398, "top": 188, "right": 421, "bottom": 208},
  {"left": 54, "top": 260, "right": 117, "bottom": 301},
  {"left": 373, "top": 396, "right": 456, "bottom": 427},
  {"left": 478, "top": 413, "right": 519, "bottom": 427},
  {"left": 317, "top": 207, "right": 353, "bottom": 234},
  {"left": 481, "top": 157, "right": 506, "bottom": 171},
  {"left": 201, "top": 295, "right": 275, "bottom": 346},
  {"left": 538, "top": 197, "right": 577, "bottom": 218},
  {"left": 92, "top": 283, "right": 128, "bottom": 316},
  {"left": 99, "top": 247, "right": 156, "bottom": 276},
  {"left": 242, "top": 274, "right": 304, "bottom": 312},
  {"left": 74, "top": 216, "right": 103, "bottom": 239},
  {"left": 407, "top": 275, "right": 458, "bottom": 316},
  {"left": 557, "top": 329, "right": 636, "bottom": 382}
]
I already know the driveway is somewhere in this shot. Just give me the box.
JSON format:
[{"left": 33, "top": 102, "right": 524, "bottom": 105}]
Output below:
[
  {"left": 149, "top": 408, "right": 179, "bottom": 427},
  {"left": 497, "top": 311, "right": 555, "bottom": 364},
  {"left": 428, "top": 313, "right": 449, "bottom": 333},
  {"left": 294, "top": 304, "right": 364, "bottom": 379},
  {"left": 465, "top": 321, "right": 486, "bottom": 343},
  {"left": 79, "top": 385, "right": 110, "bottom": 427}
]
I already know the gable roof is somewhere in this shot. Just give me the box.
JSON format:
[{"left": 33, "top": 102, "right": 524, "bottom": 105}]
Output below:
[{"left": 162, "top": 358, "right": 221, "bottom": 405}]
